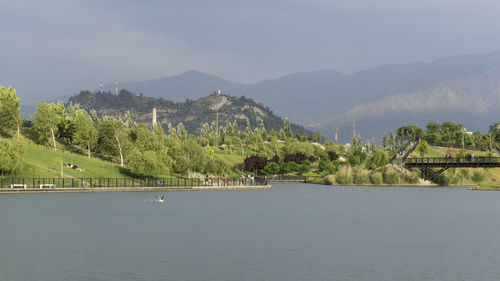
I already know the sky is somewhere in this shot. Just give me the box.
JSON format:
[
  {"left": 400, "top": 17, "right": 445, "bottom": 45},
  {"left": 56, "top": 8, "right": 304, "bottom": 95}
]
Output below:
[{"left": 2, "top": 0, "right": 500, "bottom": 104}]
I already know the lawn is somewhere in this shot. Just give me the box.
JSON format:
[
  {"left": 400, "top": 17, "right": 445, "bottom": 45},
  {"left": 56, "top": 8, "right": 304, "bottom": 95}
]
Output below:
[{"left": 7, "top": 140, "right": 129, "bottom": 179}]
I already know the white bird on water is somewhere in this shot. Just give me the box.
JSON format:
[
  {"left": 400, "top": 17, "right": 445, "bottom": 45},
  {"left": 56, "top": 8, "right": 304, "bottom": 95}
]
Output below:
[{"left": 154, "top": 195, "right": 166, "bottom": 202}]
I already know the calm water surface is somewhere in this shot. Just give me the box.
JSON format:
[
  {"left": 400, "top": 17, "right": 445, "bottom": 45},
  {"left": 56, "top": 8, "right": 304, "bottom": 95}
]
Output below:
[{"left": 2, "top": 184, "right": 500, "bottom": 281}]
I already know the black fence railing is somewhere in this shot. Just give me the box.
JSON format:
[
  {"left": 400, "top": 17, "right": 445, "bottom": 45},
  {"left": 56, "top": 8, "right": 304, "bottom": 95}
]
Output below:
[
  {"left": 427, "top": 143, "right": 494, "bottom": 152},
  {"left": 404, "top": 157, "right": 500, "bottom": 167},
  {"left": 266, "top": 175, "right": 320, "bottom": 183},
  {"left": 0, "top": 176, "right": 268, "bottom": 189}
]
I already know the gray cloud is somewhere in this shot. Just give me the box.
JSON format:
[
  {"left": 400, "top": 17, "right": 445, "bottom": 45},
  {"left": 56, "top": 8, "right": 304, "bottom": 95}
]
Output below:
[{"left": 2, "top": 0, "right": 500, "bottom": 104}]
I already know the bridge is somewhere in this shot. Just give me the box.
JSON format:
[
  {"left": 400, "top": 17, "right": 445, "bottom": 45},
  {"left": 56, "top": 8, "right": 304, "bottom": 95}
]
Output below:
[
  {"left": 404, "top": 157, "right": 500, "bottom": 180},
  {"left": 390, "top": 140, "right": 500, "bottom": 180}
]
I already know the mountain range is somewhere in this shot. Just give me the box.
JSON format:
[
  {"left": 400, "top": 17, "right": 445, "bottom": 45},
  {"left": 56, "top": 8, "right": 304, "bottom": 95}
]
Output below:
[{"left": 94, "top": 52, "right": 500, "bottom": 142}]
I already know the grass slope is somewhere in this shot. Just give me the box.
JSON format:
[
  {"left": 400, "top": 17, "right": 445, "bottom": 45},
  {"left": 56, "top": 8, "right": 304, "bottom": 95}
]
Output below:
[{"left": 4, "top": 140, "right": 128, "bottom": 179}]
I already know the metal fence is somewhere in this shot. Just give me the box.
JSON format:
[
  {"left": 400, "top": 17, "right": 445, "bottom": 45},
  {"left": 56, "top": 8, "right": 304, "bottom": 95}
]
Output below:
[
  {"left": 266, "top": 175, "right": 320, "bottom": 183},
  {"left": 0, "top": 176, "right": 268, "bottom": 189},
  {"left": 404, "top": 157, "right": 500, "bottom": 167}
]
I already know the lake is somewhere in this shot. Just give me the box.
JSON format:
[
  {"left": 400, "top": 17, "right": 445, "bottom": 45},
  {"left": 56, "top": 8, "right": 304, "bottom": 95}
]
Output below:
[{"left": 2, "top": 184, "right": 500, "bottom": 281}]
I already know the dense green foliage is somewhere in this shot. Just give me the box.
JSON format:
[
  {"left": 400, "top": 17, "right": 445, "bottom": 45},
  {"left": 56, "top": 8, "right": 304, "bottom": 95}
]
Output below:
[
  {"left": 0, "top": 138, "right": 24, "bottom": 175},
  {"left": 0, "top": 86, "right": 21, "bottom": 137},
  {"left": 393, "top": 121, "right": 497, "bottom": 150}
]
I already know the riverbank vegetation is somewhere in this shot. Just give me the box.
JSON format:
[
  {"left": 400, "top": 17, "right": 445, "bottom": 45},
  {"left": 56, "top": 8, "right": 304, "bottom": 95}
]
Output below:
[{"left": 2, "top": 85, "right": 500, "bottom": 188}]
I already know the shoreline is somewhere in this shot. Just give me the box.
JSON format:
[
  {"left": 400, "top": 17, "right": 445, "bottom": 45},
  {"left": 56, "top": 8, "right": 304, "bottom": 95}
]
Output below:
[{"left": 0, "top": 185, "right": 272, "bottom": 194}]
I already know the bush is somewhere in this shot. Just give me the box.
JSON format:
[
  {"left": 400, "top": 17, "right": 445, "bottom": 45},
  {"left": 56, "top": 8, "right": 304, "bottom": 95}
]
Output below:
[
  {"left": 327, "top": 151, "right": 339, "bottom": 161},
  {"left": 298, "top": 163, "right": 311, "bottom": 174},
  {"left": 353, "top": 168, "right": 369, "bottom": 184},
  {"left": 205, "top": 159, "right": 230, "bottom": 175},
  {"left": 336, "top": 166, "right": 353, "bottom": 185},
  {"left": 407, "top": 171, "right": 420, "bottom": 184},
  {"left": 243, "top": 155, "right": 268, "bottom": 171},
  {"left": 0, "top": 139, "right": 24, "bottom": 175},
  {"left": 472, "top": 169, "right": 486, "bottom": 183},
  {"left": 319, "top": 159, "right": 338, "bottom": 174},
  {"left": 444, "top": 168, "right": 463, "bottom": 185},
  {"left": 459, "top": 169, "right": 470, "bottom": 180},
  {"left": 434, "top": 174, "right": 449, "bottom": 186},
  {"left": 127, "top": 149, "right": 167, "bottom": 177},
  {"left": 369, "top": 172, "right": 383, "bottom": 185},
  {"left": 284, "top": 152, "right": 312, "bottom": 164},
  {"left": 456, "top": 149, "right": 467, "bottom": 158},
  {"left": 279, "top": 161, "right": 300, "bottom": 174},
  {"left": 365, "top": 149, "right": 389, "bottom": 170},
  {"left": 383, "top": 166, "right": 399, "bottom": 184},
  {"left": 323, "top": 175, "right": 335, "bottom": 185},
  {"left": 347, "top": 149, "right": 367, "bottom": 166},
  {"left": 263, "top": 162, "right": 280, "bottom": 175}
]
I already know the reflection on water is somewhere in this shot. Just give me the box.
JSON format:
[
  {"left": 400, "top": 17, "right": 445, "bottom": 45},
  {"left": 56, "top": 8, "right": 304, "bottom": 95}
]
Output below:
[{"left": 1, "top": 184, "right": 499, "bottom": 281}]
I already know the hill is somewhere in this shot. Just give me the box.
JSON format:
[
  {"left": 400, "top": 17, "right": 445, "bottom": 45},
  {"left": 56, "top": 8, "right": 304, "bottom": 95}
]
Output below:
[
  {"left": 1, "top": 137, "right": 128, "bottom": 179},
  {"left": 102, "top": 52, "right": 500, "bottom": 140},
  {"left": 322, "top": 68, "right": 500, "bottom": 142},
  {"left": 68, "top": 90, "right": 312, "bottom": 136}
]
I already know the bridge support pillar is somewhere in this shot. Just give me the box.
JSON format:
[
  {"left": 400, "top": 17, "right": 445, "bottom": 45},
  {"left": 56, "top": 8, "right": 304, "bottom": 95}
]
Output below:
[{"left": 421, "top": 167, "right": 449, "bottom": 181}]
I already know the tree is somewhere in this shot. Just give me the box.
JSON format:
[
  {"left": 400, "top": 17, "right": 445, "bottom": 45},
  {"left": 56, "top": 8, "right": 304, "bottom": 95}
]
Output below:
[
  {"left": 382, "top": 133, "right": 388, "bottom": 150},
  {"left": 283, "top": 118, "right": 292, "bottom": 139},
  {"left": 415, "top": 140, "right": 430, "bottom": 158},
  {"left": 0, "top": 86, "right": 21, "bottom": 138},
  {"left": 365, "top": 148, "right": 389, "bottom": 170},
  {"left": 425, "top": 122, "right": 441, "bottom": 133},
  {"left": 0, "top": 139, "right": 24, "bottom": 175},
  {"left": 489, "top": 121, "right": 500, "bottom": 143},
  {"left": 72, "top": 109, "right": 98, "bottom": 158},
  {"left": 171, "top": 138, "right": 206, "bottom": 175},
  {"left": 177, "top": 123, "right": 187, "bottom": 140},
  {"left": 52, "top": 101, "right": 72, "bottom": 141},
  {"left": 312, "top": 131, "right": 322, "bottom": 143},
  {"left": 130, "top": 125, "right": 163, "bottom": 153},
  {"left": 440, "top": 121, "right": 463, "bottom": 144},
  {"left": 396, "top": 125, "right": 424, "bottom": 142},
  {"left": 98, "top": 119, "right": 128, "bottom": 166},
  {"left": 127, "top": 149, "right": 168, "bottom": 177},
  {"left": 33, "top": 102, "right": 60, "bottom": 151},
  {"left": 389, "top": 130, "right": 395, "bottom": 151}
]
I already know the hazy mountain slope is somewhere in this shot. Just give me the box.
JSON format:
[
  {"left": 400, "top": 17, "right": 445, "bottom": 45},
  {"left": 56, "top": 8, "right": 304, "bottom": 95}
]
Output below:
[
  {"left": 103, "top": 52, "right": 500, "bottom": 127},
  {"left": 69, "top": 90, "right": 312, "bottom": 136},
  {"left": 105, "top": 71, "right": 246, "bottom": 102},
  {"left": 249, "top": 52, "right": 500, "bottom": 124},
  {"left": 319, "top": 69, "right": 500, "bottom": 143}
]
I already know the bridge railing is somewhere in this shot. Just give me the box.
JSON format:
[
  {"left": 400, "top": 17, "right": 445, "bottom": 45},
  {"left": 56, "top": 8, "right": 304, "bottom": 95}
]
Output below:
[{"left": 405, "top": 157, "right": 500, "bottom": 165}]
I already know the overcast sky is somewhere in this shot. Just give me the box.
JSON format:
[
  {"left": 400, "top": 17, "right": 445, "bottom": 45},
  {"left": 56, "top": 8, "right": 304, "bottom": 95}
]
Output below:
[{"left": 2, "top": 0, "right": 500, "bottom": 103}]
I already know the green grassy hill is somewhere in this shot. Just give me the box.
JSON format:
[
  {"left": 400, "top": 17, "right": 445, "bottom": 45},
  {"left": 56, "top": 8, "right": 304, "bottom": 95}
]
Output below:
[{"left": 1, "top": 138, "right": 129, "bottom": 179}]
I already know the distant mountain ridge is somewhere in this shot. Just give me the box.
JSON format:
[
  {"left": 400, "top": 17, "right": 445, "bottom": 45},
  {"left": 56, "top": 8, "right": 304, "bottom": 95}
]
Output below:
[
  {"left": 100, "top": 52, "right": 500, "bottom": 141},
  {"left": 322, "top": 68, "right": 500, "bottom": 142},
  {"left": 69, "top": 90, "right": 312, "bottom": 136}
]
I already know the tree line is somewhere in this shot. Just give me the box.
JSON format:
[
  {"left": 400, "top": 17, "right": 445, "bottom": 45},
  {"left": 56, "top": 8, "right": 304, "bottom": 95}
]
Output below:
[{"left": 386, "top": 121, "right": 500, "bottom": 151}]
